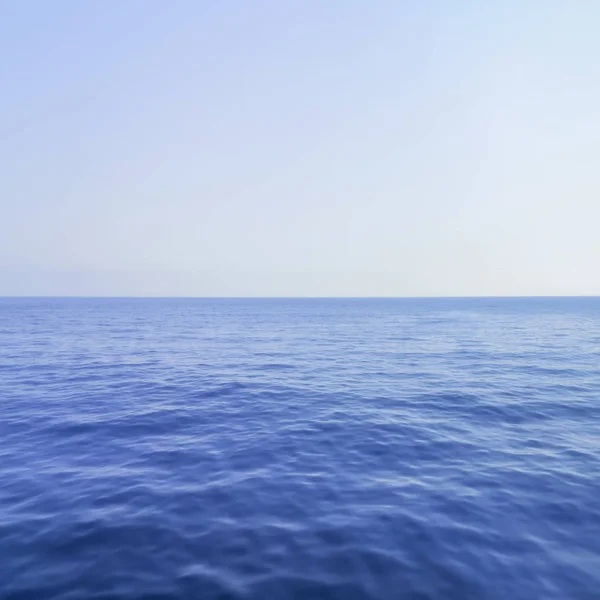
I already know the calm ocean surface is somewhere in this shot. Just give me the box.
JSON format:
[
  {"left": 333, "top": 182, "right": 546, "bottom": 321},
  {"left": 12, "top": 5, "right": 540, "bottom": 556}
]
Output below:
[{"left": 1, "top": 297, "right": 599, "bottom": 599}]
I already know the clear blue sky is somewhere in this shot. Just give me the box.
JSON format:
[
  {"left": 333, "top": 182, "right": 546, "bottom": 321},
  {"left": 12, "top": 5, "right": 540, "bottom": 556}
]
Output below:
[{"left": 1, "top": 1, "right": 599, "bottom": 296}]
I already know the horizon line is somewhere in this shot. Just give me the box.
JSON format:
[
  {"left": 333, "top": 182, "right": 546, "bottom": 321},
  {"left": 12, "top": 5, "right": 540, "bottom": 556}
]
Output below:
[{"left": 1, "top": 295, "right": 599, "bottom": 300}]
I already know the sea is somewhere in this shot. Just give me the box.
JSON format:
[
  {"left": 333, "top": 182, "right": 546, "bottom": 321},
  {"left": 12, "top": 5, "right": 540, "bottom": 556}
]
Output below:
[{"left": 1, "top": 297, "right": 599, "bottom": 600}]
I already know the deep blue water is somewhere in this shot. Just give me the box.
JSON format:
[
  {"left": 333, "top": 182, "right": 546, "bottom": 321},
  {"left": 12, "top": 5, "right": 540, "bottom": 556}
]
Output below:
[{"left": 1, "top": 297, "right": 599, "bottom": 600}]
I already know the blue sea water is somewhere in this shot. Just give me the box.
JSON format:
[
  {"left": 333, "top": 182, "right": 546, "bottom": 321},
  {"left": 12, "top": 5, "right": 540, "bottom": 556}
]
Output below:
[{"left": 1, "top": 297, "right": 599, "bottom": 600}]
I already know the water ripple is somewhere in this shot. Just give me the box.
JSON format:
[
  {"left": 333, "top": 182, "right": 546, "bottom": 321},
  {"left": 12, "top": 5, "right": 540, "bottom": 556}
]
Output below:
[{"left": 1, "top": 297, "right": 599, "bottom": 599}]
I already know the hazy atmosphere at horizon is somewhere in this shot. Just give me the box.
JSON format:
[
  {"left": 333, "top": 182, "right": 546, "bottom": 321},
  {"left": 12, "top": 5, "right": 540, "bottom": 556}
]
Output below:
[{"left": 1, "top": 0, "right": 599, "bottom": 297}]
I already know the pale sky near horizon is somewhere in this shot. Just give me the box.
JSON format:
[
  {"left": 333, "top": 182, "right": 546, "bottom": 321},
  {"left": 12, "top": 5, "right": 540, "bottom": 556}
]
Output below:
[{"left": 1, "top": 1, "right": 599, "bottom": 297}]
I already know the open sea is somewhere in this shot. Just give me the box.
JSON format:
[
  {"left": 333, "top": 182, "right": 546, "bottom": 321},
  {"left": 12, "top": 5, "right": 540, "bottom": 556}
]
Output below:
[{"left": 1, "top": 297, "right": 599, "bottom": 600}]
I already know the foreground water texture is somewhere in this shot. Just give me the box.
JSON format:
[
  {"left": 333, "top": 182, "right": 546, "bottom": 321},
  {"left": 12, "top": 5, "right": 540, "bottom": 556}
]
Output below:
[{"left": 1, "top": 298, "right": 599, "bottom": 599}]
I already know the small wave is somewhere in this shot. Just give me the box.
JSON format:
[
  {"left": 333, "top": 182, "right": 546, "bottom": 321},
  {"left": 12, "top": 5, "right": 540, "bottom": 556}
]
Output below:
[{"left": 1, "top": 298, "right": 600, "bottom": 599}]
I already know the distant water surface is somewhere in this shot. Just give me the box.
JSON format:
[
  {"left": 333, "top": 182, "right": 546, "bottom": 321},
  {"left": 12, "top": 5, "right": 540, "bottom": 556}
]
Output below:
[{"left": 1, "top": 297, "right": 599, "bottom": 599}]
